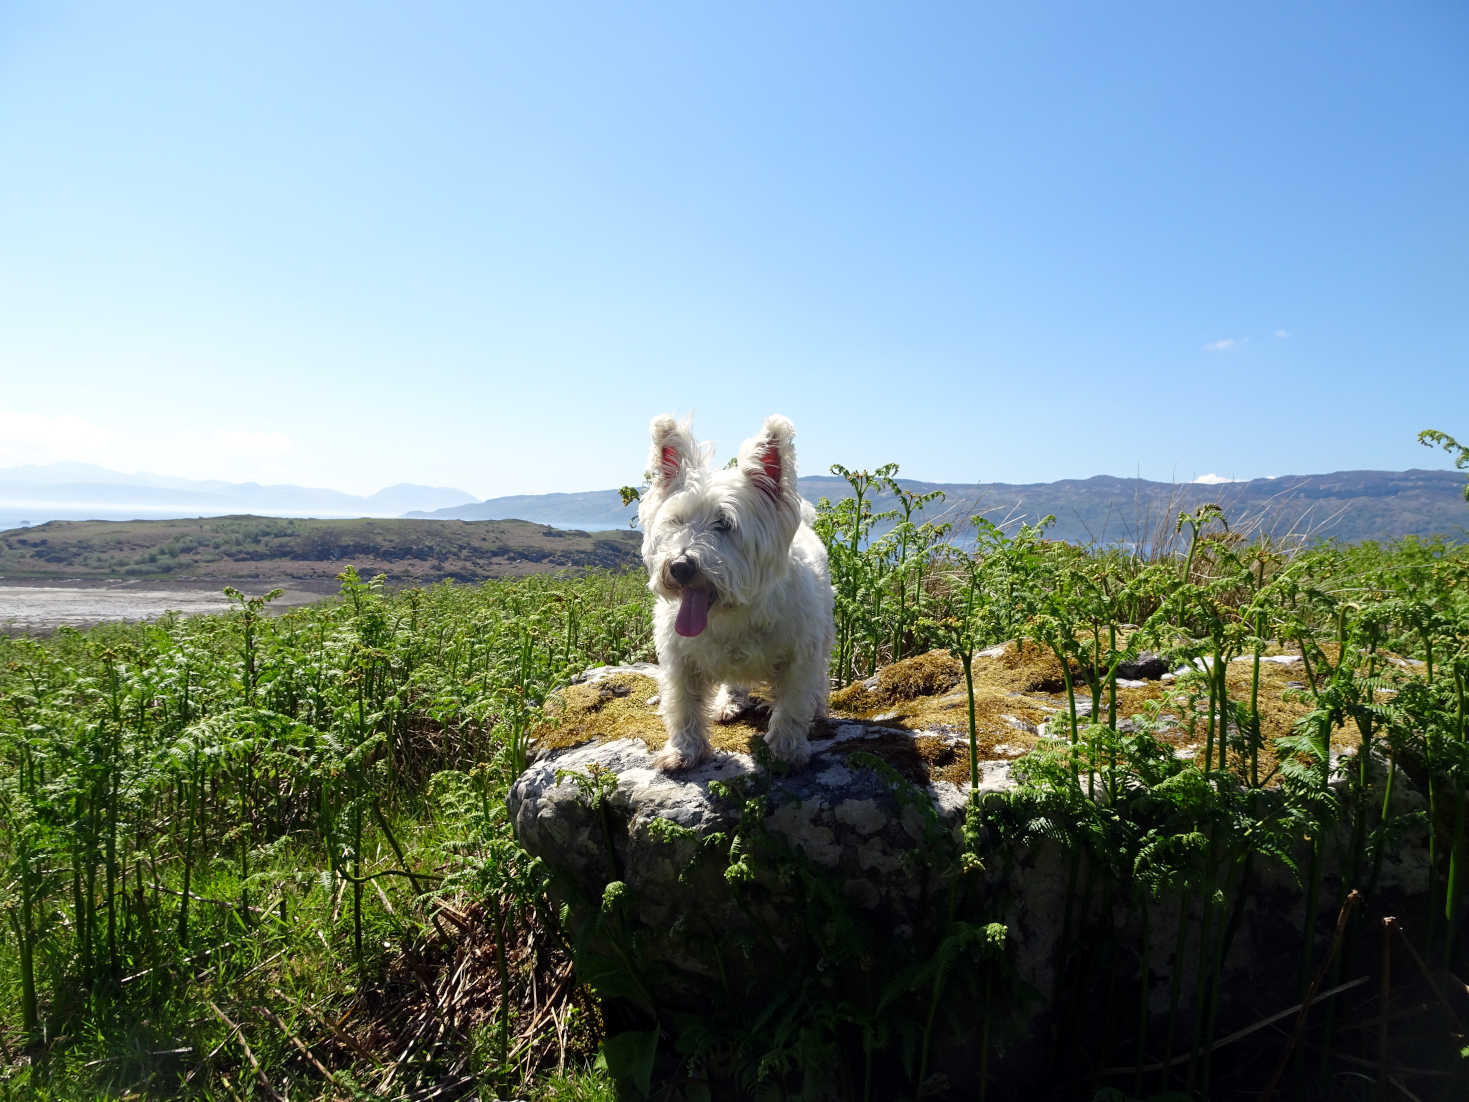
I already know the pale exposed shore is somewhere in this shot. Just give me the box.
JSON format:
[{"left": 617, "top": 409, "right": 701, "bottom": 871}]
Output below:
[{"left": 0, "top": 583, "right": 324, "bottom": 634}]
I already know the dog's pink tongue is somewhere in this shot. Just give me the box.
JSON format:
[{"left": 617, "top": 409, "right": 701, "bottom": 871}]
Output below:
[{"left": 675, "top": 587, "right": 711, "bottom": 637}]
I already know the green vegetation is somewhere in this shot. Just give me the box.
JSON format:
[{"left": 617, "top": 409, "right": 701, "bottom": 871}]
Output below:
[
  {"left": 801, "top": 464, "right": 1469, "bottom": 1099},
  {"left": 2, "top": 438, "right": 1467, "bottom": 1099},
  {"left": 1422, "top": 429, "right": 1469, "bottom": 503},
  {"left": 1, "top": 567, "right": 651, "bottom": 1099}
]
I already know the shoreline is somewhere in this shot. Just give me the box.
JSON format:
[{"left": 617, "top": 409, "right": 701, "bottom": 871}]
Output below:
[
  {"left": 0, "top": 582, "right": 328, "bottom": 636},
  {"left": 0, "top": 575, "right": 339, "bottom": 595}
]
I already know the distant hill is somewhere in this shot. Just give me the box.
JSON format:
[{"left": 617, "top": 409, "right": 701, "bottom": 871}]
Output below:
[
  {"left": 418, "top": 469, "right": 1469, "bottom": 547},
  {"left": 0, "top": 516, "right": 643, "bottom": 594},
  {"left": 0, "top": 463, "right": 476, "bottom": 529},
  {"left": 408, "top": 490, "right": 635, "bottom": 530},
  {"left": 5, "top": 463, "right": 1464, "bottom": 548}
]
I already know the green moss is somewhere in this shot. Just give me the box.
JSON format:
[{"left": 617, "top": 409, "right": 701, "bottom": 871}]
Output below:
[
  {"left": 828, "top": 730, "right": 971, "bottom": 788},
  {"left": 829, "top": 650, "right": 963, "bottom": 713},
  {"left": 530, "top": 649, "right": 1047, "bottom": 784},
  {"left": 527, "top": 644, "right": 1379, "bottom": 789},
  {"left": 532, "top": 672, "right": 771, "bottom": 758}
]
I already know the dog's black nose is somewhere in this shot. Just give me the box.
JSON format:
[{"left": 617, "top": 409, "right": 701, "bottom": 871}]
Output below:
[{"left": 669, "top": 557, "right": 697, "bottom": 585}]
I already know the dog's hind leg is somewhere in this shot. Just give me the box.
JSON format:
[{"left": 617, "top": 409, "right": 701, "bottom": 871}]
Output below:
[
  {"left": 653, "top": 666, "right": 714, "bottom": 771},
  {"left": 711, "top": 684, "right": 752, "bottom": 723}
]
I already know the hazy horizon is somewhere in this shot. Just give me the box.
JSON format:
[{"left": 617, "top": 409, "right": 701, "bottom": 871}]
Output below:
[
  {"left": 4, "top": 465, "right": 1464, "bottom": 552},
  {"left": 3, "top": 456, "right": 1465, "bottom": 508}
]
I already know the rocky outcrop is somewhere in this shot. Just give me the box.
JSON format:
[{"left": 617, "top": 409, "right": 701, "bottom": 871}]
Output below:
[{"left": 506, "top": 647, "right": 1434, "bottom": 1098}]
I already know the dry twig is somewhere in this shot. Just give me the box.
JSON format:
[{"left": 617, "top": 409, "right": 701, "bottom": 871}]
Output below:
[
  {"left": 256, "top": 1004, "right": 337, "bottom": 1083},
  {"left": 205, "top": 999, "right": 286, "bottom": 1102},
  {"left": 1260, "top": 889, "right": 1361, "bottom": 1102}
]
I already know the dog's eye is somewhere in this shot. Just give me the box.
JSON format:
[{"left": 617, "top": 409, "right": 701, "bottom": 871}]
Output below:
[{"left": 713, "top": 513, "right": 732, "bottom": 533}]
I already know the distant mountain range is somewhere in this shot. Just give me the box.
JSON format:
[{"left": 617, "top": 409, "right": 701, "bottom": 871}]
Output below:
[
  {"left": 4, "top": 463, "right": 1465, "bottom": 547},
  {"left": 407, "top": 490, "right": 636, "bottom": 531},
  {"left": 412, "top": 469, "right": 1469, "bottom": 547},
  {"left": 0, "top": 463, "right": 476, "bottom": 530}
]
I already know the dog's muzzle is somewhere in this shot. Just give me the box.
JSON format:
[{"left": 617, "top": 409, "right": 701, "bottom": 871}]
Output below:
[{"left": 664, "top": 556, "right": 716, "bottom": 637}]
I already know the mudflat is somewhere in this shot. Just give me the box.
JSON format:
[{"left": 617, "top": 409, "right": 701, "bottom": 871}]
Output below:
[{"left": 0, "top": 583, "right": 322, "bottom": 634}]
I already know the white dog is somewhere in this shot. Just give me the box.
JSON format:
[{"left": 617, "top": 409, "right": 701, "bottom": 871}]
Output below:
[{"left": 638, "top": 414, "right": 835, "bottom": 771}]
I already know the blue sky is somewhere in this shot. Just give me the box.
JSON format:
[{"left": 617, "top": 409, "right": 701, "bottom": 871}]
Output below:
[{"left": 1, "top": 1, "right": 1465, "bottom": 498}]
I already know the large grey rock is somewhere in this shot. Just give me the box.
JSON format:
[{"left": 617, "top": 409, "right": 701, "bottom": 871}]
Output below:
[{"left": 509, "top": 722, "right": 977, "bottom": 1002}]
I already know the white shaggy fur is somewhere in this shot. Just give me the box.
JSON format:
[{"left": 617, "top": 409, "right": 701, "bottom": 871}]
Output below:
[{"left": 639, "top": 414, "right": 835, "bottom": 771}]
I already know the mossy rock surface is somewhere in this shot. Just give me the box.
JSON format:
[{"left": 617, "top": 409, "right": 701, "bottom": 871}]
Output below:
[{"left": 528, "top": 643, "right": 1368, "bottom": 788}]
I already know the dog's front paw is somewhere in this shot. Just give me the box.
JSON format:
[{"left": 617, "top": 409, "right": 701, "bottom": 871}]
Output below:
[
  {"left": 762, "top": 725, "right": 811, "bottom": 769},
  {"left": 652, "top": 742, "right": 709, "bottom": 772}
]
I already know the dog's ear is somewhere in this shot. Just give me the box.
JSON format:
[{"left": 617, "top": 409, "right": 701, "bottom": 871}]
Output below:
[
  {"left": 647, "top": 415, "right": 700, "bottom": 491},
  {"left": 738, "top": 414, "right": 798, "bottom": 505},
  {"left": 640, "top": 415, "right": 701, "bottom": 526}
]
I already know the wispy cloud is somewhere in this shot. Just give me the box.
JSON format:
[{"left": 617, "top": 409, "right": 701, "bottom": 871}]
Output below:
[
  {"left": 1192, "top": 473, "right": 1237, "bottom": 484},
  {"left": 1202, "top": 330, "right": 1288, "bottom": 351}
]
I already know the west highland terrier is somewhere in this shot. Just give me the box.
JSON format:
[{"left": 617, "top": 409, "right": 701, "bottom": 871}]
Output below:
[{"left": 638, "top": 414, "right": 835, "bottom": 771}]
